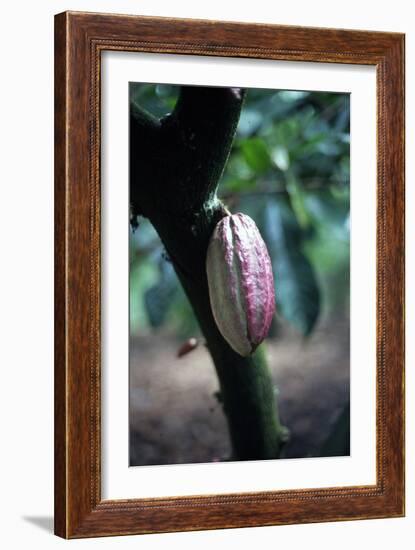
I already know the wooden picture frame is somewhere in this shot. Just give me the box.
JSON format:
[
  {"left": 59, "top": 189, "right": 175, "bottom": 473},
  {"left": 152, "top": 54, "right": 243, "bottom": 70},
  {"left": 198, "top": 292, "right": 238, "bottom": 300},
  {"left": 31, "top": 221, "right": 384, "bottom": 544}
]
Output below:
[{"left": 54, "top": 11, "right": 405, "bottom": 538}]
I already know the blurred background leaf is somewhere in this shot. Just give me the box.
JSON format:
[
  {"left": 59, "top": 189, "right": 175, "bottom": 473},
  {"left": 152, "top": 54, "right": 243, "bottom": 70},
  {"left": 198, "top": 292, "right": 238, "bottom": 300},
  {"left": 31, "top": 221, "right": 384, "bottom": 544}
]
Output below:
[
  {"left": 262, "top": 196, "right": 320, "bottom": 336},
  {"left": 144, "top": 258, "right": 178, "bottom": 328}
]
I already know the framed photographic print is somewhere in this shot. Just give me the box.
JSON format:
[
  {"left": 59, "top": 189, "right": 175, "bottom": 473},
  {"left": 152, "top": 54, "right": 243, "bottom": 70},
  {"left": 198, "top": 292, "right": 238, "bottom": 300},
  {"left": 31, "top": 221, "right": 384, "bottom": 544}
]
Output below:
[{"left": 54, "top": 11, "right": 405, "bottom": 538}]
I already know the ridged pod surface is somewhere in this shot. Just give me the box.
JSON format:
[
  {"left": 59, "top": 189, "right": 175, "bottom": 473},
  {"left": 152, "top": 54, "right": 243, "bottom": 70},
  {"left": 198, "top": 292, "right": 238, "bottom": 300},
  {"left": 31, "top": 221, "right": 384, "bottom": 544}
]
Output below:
[{"left": 206, "top": 213, "right": 276, "bottom": 356}]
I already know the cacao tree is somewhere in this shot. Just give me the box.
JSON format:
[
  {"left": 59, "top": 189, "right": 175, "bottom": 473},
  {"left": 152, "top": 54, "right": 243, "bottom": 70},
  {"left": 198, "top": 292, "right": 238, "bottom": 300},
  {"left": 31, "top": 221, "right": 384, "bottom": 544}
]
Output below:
[{"left": 130, "top": 86, "right": 286, "bottom": 460}]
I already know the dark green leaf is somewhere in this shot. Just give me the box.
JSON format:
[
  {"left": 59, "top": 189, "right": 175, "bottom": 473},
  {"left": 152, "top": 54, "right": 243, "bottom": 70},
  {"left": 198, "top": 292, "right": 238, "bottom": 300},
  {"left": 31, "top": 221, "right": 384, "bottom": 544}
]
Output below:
[
  {"left": 262, "top": 196, "right": 320, "bottom": 335},
  {"left": 319, "top": 403, "right": 350, "bottom": 457},
  {"left": 240, "top": 137, "right": 272, "bottom": 174}
]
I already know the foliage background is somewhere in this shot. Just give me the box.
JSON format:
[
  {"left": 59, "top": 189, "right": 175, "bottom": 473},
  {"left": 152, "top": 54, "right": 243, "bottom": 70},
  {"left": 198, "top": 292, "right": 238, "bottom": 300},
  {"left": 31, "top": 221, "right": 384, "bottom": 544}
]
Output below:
[{"left": 129, "top": 84, "right": 350, "bottom": 465}]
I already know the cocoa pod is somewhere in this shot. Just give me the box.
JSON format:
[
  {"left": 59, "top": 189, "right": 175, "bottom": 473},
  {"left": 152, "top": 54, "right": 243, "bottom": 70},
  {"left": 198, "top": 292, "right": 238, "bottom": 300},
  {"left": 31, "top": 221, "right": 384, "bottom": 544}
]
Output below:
[{"left": 206, "top": 213, "right": 275, "bottom": 356}]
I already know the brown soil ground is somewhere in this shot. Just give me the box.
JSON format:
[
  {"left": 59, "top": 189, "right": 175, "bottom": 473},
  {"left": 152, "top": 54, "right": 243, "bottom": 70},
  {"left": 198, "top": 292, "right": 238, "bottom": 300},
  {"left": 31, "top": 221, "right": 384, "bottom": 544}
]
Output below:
[{"left": 129, "top": 316, "right": 349, "bottom": 466}]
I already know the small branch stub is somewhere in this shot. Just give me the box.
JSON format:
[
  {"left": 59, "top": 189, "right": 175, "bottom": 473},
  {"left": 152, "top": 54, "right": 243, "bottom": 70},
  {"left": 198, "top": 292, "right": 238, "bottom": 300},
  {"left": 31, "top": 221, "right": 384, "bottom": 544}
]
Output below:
[{"left": 206, "top": 213, "right": 276, "bottom": 356}]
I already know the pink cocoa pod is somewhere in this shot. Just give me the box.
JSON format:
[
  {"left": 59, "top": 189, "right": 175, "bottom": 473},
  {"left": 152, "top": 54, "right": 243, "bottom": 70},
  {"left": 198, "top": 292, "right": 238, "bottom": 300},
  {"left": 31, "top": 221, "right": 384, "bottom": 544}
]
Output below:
[{"left": 206, "top": 213, "right": 276, "bottom": 357}]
